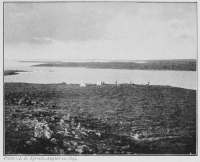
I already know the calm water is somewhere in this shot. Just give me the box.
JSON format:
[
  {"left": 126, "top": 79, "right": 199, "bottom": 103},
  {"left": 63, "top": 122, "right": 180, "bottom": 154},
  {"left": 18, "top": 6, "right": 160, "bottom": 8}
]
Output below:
[{"left": 4, "top": 60, "right": 197, "bottom": 90}]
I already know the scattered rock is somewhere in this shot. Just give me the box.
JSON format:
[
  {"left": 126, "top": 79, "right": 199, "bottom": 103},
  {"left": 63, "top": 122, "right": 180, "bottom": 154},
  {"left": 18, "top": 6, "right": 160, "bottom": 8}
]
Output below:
[
  {"left": 75, "top": 145, "right": 85, "bottom": 154},
  {"left": 70, "top": 141, "right": 78, "bottom": 146},
  {"left": 25, "top": 140, "right": 32, "bottom": 145},
  {"left": 50, "top": 138, "right": 57, "bottom": 144},
  {"left": 121, "top": 145, "right": 130, "bottom": 150},
  {"left": 34, "top": 121, "right": 53, "bottom": 139},
  {"left": 95, "top": 132, "right": 101, "bottom": 137}
]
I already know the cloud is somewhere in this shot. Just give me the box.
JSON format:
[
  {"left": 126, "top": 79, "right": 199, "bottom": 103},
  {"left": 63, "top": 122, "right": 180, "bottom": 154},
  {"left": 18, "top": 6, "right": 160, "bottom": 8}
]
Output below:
[
  {"left": 5, "top": 35, "right": 197, "bottom": 61},
  {"left": 4, "top": 3, "right": 117, "bottom": 43},
  {"left": 4, "top": 2, "right": 197, "bottom": 60}
]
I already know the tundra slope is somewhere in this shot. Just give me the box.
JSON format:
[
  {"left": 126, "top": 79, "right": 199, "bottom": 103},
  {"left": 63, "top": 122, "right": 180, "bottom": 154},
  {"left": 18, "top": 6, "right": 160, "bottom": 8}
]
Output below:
[{"left": 4, "top": 83, "right": 196, "bottom": 154}]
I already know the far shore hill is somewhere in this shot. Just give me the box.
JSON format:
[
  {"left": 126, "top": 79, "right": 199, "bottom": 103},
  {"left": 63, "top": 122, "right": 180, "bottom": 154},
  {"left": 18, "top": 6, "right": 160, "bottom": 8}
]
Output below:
[{"left": 25, "top": 59, "right": 196, "bottom": 71}]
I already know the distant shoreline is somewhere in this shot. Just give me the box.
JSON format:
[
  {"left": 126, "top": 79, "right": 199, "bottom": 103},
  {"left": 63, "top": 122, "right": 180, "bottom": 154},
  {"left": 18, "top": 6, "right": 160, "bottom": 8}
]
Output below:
[
  {"left": 4, "top": 70, "right": 27, "bottom": 76},
  {"left": 31, "top": 59, "right": 196, "bottom": 71}
]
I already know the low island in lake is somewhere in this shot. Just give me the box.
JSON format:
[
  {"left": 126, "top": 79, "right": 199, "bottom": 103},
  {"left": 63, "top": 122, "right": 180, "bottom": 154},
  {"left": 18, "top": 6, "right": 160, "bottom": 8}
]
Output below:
[{"left": 4, "top": 70, "right": 27, "bottom": 76}]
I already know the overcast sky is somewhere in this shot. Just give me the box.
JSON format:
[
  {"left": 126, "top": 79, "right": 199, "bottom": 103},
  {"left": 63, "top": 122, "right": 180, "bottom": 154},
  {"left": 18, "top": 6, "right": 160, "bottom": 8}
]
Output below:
[{"left": 4, "top": 2, "right": 197, "bottom": 61}]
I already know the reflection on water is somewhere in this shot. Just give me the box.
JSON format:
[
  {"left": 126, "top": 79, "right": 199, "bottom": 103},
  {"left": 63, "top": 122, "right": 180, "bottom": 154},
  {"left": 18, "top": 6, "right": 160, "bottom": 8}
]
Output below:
[{"left": 4, "top": 60, "right": 196, "bottom": 90}]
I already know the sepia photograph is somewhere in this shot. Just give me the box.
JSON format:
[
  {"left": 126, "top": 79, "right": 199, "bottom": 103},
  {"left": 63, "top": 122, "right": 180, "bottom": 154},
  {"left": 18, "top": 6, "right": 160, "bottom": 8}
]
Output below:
[{"left": 3, "top": 1, "right": 197, "bottom": 155}]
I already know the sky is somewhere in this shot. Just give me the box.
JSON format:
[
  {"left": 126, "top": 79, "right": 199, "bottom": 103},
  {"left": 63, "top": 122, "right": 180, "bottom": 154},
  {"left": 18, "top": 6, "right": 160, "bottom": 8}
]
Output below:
[{"left": 4, "top": 2, "right": 197, "bottom": 61}]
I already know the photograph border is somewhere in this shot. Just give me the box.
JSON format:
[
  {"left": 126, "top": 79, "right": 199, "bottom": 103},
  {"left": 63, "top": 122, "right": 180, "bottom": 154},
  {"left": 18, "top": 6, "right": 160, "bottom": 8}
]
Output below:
[{"left": 2, "top": 0, "right": 198, "bottom": 156}]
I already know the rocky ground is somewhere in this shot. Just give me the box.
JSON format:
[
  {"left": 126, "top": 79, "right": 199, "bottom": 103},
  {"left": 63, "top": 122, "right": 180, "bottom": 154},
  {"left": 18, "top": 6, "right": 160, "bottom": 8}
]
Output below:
[{"left": 4, "top": 83, "right": 196, "bottom": 155}]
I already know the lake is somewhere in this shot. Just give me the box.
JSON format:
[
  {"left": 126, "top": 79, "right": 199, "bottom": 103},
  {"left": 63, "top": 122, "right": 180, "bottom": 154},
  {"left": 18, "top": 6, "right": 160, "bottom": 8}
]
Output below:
[{"left": 4, "top": 60, "right": 197, "bottom": 90}]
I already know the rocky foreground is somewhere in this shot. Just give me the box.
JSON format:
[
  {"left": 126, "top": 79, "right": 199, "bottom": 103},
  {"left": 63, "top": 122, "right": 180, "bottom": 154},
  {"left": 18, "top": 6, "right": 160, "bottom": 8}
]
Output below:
[{"left": 4, "top": 83, "right": 196, "bottom": 154}]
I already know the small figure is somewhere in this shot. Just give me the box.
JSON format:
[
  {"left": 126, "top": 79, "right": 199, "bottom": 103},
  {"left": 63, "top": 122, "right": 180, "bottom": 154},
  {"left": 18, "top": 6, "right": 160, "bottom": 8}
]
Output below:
[
  {"left": 115, "top": 80, "right": 118, "bottom": 86},
  {"left": 80, "top": 82, "right": 86, "bottom": 87}
]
